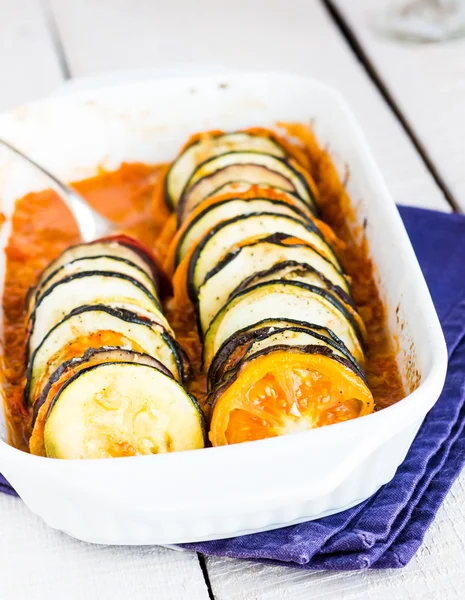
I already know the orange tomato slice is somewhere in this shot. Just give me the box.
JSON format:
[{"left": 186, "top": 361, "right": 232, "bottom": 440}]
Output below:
[{"left": 209, "top": 350, "right": 374, "bottom": 446}]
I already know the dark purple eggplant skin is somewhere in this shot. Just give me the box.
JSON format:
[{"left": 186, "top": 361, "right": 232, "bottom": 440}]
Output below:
[
  {"left": 201, "top": 279, "right": 365, "bottom": 370},
  {"left": 164, "top": 132, "right": 226, "bottom": 211},
  {"left": 166, "top": 132, "right": 293, "bottom": 211},
  {"left": 29, "top": 255, "right": 157, "bottom": 310},
  {"left": 31, "top": 348, "right": 172, "bottom": 426},
  {"left": 25, "top": 270, "right": 162, "bottom": 361},
  {"left": 207, "top": 322, "right": 363, "bottom": 391},
  {"left": 226, "top": 260, "right": 355, "bottom": 308},
  {"left": 168, "top": 335, "right": 193, "bottom": 383},
  {"left": 186, "top": 212, "right": 342, "bottom": 305},
  {"left": 24, "top": 304, "right": 192, "bottom": 406},
  {"left": 201, "top": 232, "right": 347, "bottom": 287},
  {"left": 33, "top": 238, "right": 162, "bottom": 296},
  {"left": 207, "top": 344, "right": 369, "bottom": 412},
  {"left": 173, "top": 197, "right": 313, "bottom": 268},
  {"left": 203, "top": 182, "right": 319, "bottom": 216},
  {"left": 44, "top": 361, "right": 207, "bottom": 444},
  {"left": 113, "top": 239, "right": 162, "bottom": 293},
  {"left": 177, "top": 150, "right": 317, "bottom": 223}
]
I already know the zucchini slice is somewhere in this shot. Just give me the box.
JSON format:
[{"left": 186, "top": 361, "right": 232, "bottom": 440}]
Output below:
[
  {"left": 165, "top": 132, "right": 287, "bottom": 210},
  {"left": 208, "top": 347, "right": 374, "bottom": 446},
  {"left": 32, "top": 348, "right": 171, "bottom": 428},
  {"left": 231, "top": 263, "right": 366, "bottom": 342},
  {"left": 30, "top": 255, "right": 158, "bottom": 310},
  {"left": 178, "top": 152, "right": 316, "bottom": 221},
  {"left": 26, "top": 272, "right": 163, "bottom": 357},
  {"left": 42, "top": 362, "right": 205, "bottom": 458},
  {"left": 202, "top": 281, "right": 365, "bottom": 370},
  {"left": 173, "top": 197, "right": 311, "bottom": 267},
  {"left": 204, "top": 182, "right": 317, "bottom": 216},
  {"left": 36, "top": 236, "right": 159, "bottom": 292},
  {"left": 25, "top": 305, "right": 188, "bottom": 406},
  {"left": 197, "top": 235, "right": 350, "bottom": 335},
  {"left": 185, "top": 213, "right": 342, "bottom": 304},
  {"left": 207, "top": 319, "right": 359, "bottom": 390},
  {"left": 230, "top": 262, "right": 353, "bottom": 306}
]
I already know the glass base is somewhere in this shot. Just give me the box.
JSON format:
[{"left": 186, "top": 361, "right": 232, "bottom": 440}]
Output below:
[{"left": 376, "top": 0, "right": 465, "bottom": 42}]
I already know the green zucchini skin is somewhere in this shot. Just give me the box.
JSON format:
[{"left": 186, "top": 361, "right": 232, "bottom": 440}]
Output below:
[
  {"left": 43, "top": 361, "right": 206, "bottom": 458},
  {"left": 186, "top": 212, "right": 342, "bottom": 305},
  {"left": 203, "top": 181, "right": 318, "bottom": 217},
  {"left": 26, "top": 270, "right": 164, "bottom": 360},
  {"left": 202, "top": 232, "right": 346, "bottom": 282},
  {"left": 196, "top": 259, "right": 353, "bottom": 343},
  {"left": 207, "top": 321, "right": 362, "bottom": 391},
  {"left": 165, "top": 132, "right": 288, "bottom": 211},
  {"left": 108, "top": 237, "right": 162, "bottom": 289},
  {"left": 212, "top": 279, "right": 364, "bottom": 347},
  {"left": 35, "top": 237, "right": 161, "bottom": 294},
  {"left": 177, "top": 150, "right": 317, "bottom": 222},
  {"left": 173, "top": 196, "right": 313, "bottom": 269},
  {"left": 32, "top": 347, "right": 172, "bottom": 426},
  {"left": 33, "top": 270, "right": 162, "bottom": 314},
  {"left": 30, "top": 255, "right": 158, "bottom": 309},
  {"left": 228, "top": 260, "right": 355, "bottom": 308},
  {"left": 208, "top": 344, "right": 368, "bottom": 410},
  {"left": 24, "top": 304, "right": 191, "bottom": 406},
  {"left": 202, "top": 279, "right": 365, "bottom": 371}
]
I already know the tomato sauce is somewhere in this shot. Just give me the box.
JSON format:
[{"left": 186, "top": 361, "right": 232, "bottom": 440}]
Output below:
[{"left": 1, "top": 128, "right": 404, "bottom": 452}]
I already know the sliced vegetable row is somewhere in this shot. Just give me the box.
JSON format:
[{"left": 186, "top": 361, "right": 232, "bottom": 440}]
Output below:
[
  {"left": 158, "top": 128, "right": 375, "bottom": 446},
  {"left": 27, "top": 235, "right": 205, "bottom": 458}
]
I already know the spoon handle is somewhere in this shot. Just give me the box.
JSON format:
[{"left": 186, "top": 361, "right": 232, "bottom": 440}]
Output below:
[{"left": 0, "top": 137, "right": 113, "bottom": 242}]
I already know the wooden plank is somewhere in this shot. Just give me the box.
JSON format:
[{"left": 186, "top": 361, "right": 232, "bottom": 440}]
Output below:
[
  {"left": 0, "top": 0, "right": 63, "bottom": 111},
  {"left": 48, "top": 0, "right": 449, "bottom": 212},
  {"left": 330, "top": 0, "right": 465, "bottom": 210},
  {"left": 206, "top": 473, "right": 465, "bottom": 600},
  {"left": 0, "top": 493, "right": 210, "bottom": 600}
]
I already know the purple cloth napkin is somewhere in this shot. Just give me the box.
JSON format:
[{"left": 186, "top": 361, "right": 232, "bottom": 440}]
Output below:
[
  {"left": 1, "top": 206, "right": 464, "bottom": 570},
  {"left": 183, "top": 205, "right": 465, "bottom": 569}
]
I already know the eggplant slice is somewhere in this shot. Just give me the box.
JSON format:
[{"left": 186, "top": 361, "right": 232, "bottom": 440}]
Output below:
[
  {"left": 210, "top": 326, "right": 365, "bottom": 390},
  {"left": 178, "top": 152, "right": 316, "bottom": 221},
  {"left": 29, "top": 255, "right": 159, "bottom": 311},
  {"left": 25, "top": 305, "right": 188, "bottom": 406},
  {"left": 202, "top": 280, "right": 365, "bottom": 370},
  {"left": 174, "top": 197, "right": 311, "bottom": 267},
  {"left": 42, "top": 362, "right": 205, "bottom": 458},
  {"left": 197, "top": 236, "right": 350, "bottom": 335},
  {"left": 186, "top": 213, "right": 342, "bottom": 304},
  {"left": 36, "top": 238, "right": 160, "bottom": 292},
  {"left": 208, "top": 346, "right": 374, "bottom": 447},
  {"left": 165, "top": 132, "right": 287, "bottom": 210},
  {"left": 231, "top": 262, "right": 353, "bottom": 306},
  {"left": 207, "top": 319, "right": 361, "bottom": 390},
  {"left": 204, "top": 182, "right": 316, "bottom": 216},
  {"left": 26, "top": 271, "right": 164, "bottom": 358}
]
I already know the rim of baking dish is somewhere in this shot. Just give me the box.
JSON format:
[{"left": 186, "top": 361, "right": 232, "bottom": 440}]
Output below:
[{"left": 0, "top": 71, "right": 448, "bottom": 476}]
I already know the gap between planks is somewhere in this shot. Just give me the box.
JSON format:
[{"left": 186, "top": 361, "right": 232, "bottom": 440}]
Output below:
[
  {"left": 323, "top": 0, "right": 460, "bottom": 214},
  {"left": 198, "top": 554, "right": 216, "bottom": 600}
]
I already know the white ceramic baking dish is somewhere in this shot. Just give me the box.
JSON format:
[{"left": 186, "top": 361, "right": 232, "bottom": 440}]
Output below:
[{"left": 0, "top": 72, "right": 447, "bottom": 545}]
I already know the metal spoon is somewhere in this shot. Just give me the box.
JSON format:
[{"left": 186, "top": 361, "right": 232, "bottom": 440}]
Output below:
[{"left": 0, "top": 137, "right": 114, "bottom": 242}]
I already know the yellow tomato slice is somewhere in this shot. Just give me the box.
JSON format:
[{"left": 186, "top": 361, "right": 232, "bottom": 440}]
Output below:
[{"left": 209, "top": 350, "right": 374, "bottom": 446}]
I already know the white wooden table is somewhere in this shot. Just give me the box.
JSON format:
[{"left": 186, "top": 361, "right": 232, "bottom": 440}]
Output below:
[{"left": 1, "top": 1, "right": 464, "bottom": 598}]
